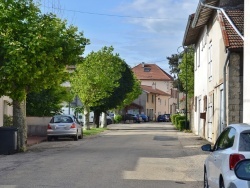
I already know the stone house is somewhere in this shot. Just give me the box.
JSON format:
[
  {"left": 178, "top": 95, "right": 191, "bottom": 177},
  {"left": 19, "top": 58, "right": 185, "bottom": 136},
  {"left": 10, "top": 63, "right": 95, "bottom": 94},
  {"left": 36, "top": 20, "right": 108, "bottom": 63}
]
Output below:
[{"left": 183, "top": 0, "right": 244, "bottom": 143}]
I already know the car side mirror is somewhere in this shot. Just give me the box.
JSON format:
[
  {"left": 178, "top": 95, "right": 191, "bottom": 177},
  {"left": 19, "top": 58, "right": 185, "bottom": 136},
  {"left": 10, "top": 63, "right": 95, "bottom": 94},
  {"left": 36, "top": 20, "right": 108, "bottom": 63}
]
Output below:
[
  {"left": 234, "top": 159, "right": 250, "bottom": 181},
  {"left": 201, "top": 144, "right": 212, "bottom": 152}
]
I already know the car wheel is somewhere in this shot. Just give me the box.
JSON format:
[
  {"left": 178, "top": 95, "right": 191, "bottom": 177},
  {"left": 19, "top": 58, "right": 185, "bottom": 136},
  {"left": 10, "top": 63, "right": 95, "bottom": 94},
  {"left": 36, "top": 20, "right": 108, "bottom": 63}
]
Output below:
[
  {"left": 47, "top": 136, "right": 52, "bottom": 141},
  {"left": 74, "top": 134, "right": 78, "bottom": 141},
  {"left": 219, "top": 177, "right": 225, "bottom": 188},
  {"left": 204, "top": 168, "right": 209, "bottom": 188}
]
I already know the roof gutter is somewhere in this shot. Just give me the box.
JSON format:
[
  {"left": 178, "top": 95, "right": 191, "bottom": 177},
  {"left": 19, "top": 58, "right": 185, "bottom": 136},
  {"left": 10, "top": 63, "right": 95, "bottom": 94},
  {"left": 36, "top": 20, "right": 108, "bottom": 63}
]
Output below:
[
  {"left": 193, "top": 0, "right": 244, "bottom": 41},
  {"left": 223, "top": 50, "right": 231, "bottom": 128}
]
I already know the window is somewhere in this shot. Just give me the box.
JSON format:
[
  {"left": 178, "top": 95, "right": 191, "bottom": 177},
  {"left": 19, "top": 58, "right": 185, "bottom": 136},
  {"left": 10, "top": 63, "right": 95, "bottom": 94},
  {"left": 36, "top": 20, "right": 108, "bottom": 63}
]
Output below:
[
  {"left": 144, "top": 68, "right": 151, "bottom": 72},
  {"left": 195, "top": 96, "right": 197, "bottom": 112},
  {"left": 214, "top": 128, "right": 236, "bottom": 150},
  {"left": 197, "top": 45, "right": 200, "bottom": 67},
  {"left": 239, "top": 131, "right": 250, "bottom": 151},
  {"left": 195, "top": 50, "right": 197, "bottom": 70},
  {"left": 203, "top": 95, "right": 207, "bottom": 112},
  {"left": 208, "top": 41, "right": 213, "bottom": 81},
  {"left": 201, "top": 26, "right": 207, "bottom": 50}
]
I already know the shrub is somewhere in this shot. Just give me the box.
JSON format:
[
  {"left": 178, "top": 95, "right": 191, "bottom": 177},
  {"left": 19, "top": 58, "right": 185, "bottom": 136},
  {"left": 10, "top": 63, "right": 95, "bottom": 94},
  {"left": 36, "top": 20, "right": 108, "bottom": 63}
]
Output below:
[
  {"left": 171, "top": 114, "right": 179, "bottom": 125},
  {"left": 3, "top": 114, "right": 13, "bottom": 127},
  {"left": 178, "top": 120, "right": 190, "bottom": 131},
  {"left": 176, "top": 115, "right": 185, "bottom": 125},
  {"left": 114, "top": 114, "right": 122, "bottom": 123}
]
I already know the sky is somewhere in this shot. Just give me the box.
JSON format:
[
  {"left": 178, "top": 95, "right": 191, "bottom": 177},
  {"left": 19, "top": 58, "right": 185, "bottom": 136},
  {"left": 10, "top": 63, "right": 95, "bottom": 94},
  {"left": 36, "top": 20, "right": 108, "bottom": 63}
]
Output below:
[{"left": 38, "top": 0, "right": 198, "bottom": 73}]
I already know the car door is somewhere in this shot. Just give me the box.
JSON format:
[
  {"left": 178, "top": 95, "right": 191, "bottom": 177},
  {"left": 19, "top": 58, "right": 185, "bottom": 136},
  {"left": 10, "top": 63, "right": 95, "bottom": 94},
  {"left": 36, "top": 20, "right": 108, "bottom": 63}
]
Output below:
[{"left": 207, "top": 127, "right": 235, "bottom": 187}]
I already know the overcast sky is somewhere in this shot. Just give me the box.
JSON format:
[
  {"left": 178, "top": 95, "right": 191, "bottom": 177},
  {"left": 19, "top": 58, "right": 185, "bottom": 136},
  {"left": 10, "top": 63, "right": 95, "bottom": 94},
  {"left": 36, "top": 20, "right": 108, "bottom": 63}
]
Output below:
[{"left": 39, "top": 0, "right": 198, "bottom": 73}]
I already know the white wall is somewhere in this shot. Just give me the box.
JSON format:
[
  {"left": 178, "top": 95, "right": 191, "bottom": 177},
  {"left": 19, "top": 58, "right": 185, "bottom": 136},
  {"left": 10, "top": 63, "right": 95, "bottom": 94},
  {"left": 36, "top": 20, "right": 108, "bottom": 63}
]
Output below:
[
  {"left": 0, "top": 96, "right": 13, "bottom": 127},
  {"left": 141, "top": 80, "right": 173, "bottom": 114},
  {"left": 141, "top": 80, "right": 172, "bottom": 94},
  {"left": 194, "top": 27, "right": 208, "bottom": 137},
  {"left": 193, "top": 16, "right": 228, "bottom": 143}
]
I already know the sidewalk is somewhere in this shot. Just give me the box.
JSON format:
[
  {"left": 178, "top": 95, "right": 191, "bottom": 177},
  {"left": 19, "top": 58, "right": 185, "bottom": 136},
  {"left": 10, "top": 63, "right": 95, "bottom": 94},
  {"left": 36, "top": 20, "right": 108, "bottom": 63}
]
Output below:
[{"left": 27, "top": 136, "right": 47, "bottom": 147}]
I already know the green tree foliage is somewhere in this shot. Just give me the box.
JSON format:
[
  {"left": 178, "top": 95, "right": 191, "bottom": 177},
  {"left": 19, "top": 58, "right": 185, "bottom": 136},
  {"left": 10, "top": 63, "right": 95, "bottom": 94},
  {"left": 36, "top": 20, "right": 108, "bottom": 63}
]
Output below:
[
  {"left": 167, "top": 46, "right": 194, "bottom": 98},
  {"left": 92, "top": 63, "right": 141, "bottom": 127},
  {"left": 117, "top": 75, "right": 141, "bottom": 109},
  {"left": 178, "top": 47, "right": 194, "bottom": 98},
  {"left": 26, "top": 86, "right": 73, "bottom": 116},
  {"left": 0, "top": 0, "right": 89, "bottom": 151},
  {"left": 167, "top": 53, "right": 184, "bottom": 91},
  {"left": 71, "top": 46, "right": 139, "bottom": 129}
]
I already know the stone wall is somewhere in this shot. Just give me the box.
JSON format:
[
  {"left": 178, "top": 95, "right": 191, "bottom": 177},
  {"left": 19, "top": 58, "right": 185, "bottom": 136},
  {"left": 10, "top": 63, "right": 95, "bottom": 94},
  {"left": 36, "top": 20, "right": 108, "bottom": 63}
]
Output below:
[
  {"left": 228, "top": 52, "right": 243, "bottom": 124},
  {"left": 27, "top": 117, "right": 51, "bottom": 136}
]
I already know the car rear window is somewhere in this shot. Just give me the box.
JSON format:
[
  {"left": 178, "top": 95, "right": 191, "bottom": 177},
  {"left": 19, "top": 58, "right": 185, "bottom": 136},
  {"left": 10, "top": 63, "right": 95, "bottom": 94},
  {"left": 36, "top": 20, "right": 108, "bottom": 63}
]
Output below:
[
  {"left": 239, "top": 132, "right": 250, "bottom": 151},
  {"left": 50, "top": 116, "right": 73, "bottom": 123}
]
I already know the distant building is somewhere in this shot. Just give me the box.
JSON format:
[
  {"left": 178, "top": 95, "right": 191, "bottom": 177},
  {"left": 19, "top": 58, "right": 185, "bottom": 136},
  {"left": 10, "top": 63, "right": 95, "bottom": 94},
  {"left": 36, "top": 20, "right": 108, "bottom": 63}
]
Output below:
[{"left": 128, "top": 63, "right": 176, "bottom": 120}]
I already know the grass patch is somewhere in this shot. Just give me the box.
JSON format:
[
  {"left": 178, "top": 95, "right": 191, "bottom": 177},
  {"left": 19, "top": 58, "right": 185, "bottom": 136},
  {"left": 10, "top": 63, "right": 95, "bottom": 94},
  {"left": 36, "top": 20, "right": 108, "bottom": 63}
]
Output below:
[
  {"left": 83, "top": 128, "right": 107, "bottom": 136},
  {"left": 183, "top": 129, "right": 192, "bottom": 133}
]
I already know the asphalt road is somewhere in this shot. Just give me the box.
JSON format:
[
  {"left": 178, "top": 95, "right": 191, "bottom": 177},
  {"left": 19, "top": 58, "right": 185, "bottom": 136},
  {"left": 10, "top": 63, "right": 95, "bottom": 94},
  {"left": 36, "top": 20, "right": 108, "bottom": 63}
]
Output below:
[{"left": 0, "top": 122, "right": 210, "bottom": 188}]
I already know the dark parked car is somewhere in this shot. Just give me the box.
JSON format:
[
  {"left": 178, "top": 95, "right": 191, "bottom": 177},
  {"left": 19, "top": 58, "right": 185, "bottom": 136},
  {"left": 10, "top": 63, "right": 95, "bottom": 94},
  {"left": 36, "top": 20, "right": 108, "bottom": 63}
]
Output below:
[
  {"left": 164, "top": 114, "right": 171, "bottom": 122},
  {"left": 157, "top": 115, "right": 166, "bottom": 122},
  {"left": 140, "top": 114, "right": 149, "bottom": 122},
  {"left": 99, "top": 116, "right": 113, "bottom": 125},
  {"left": 123, "top": 113, "right": 141, "bottom": 123}
]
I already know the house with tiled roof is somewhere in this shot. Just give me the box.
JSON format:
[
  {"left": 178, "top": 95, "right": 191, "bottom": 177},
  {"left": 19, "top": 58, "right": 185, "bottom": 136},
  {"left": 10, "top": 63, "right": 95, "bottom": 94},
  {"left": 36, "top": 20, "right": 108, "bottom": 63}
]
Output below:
[
  {"left": 183, "top": 0, "right": 244, "bottom": 143},
  {"left": 131, "top": 63, "right": 175, "bottom": 120}
]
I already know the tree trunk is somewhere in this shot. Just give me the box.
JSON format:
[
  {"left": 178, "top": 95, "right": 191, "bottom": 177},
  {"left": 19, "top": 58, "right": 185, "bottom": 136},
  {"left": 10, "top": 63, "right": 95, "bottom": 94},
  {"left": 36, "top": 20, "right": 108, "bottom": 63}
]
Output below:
[
  {"left": 13, "top": 99, "right": 27, "bottom": 152},
  {"left": 84, "top": 106, "right": 90, "bottom": 130},
  {"left": 94, "top": 111, "right": 101, "bottom": 128},
  {"left": 101, "top": 112, "right": 107, "bottom": 128}
]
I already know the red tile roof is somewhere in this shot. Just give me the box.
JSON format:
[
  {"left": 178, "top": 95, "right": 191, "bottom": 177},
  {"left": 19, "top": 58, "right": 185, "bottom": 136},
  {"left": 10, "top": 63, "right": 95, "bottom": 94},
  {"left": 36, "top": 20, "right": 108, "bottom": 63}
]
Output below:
[
  {"left": 183, "top": 8, "right": 244, "bottom": 50},
  {"left": 219, "top": 10, "right": 244, "bottom": 49},
  {"left": 132, "top": 63, "right": 173, "bottom": 81},
  {"left": 141, "top": 85, "right": 170, "bottom": 96}
]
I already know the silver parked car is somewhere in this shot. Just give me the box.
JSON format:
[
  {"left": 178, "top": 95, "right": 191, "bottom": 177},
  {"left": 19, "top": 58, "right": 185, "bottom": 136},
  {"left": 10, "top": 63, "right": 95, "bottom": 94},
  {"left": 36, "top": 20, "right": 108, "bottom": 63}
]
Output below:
[
  {"left": 201, "top": 123, "right": 250, "bottom": 188},
  {"left": 47, "top": 115, "right": 83, "bottom": 141}
]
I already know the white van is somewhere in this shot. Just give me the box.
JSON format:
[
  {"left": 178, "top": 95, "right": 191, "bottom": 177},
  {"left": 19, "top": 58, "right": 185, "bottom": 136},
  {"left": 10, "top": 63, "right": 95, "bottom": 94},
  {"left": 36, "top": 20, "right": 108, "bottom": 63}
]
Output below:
[{"left": 61, "top": 107, "right": 94, "bottom": 123}]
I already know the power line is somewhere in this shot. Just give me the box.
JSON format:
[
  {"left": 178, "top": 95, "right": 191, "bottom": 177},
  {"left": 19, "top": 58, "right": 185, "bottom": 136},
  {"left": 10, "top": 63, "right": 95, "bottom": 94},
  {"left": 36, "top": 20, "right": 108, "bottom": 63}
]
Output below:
[{"left": 42, "top": 5, "right": 171, "bottom": 20}]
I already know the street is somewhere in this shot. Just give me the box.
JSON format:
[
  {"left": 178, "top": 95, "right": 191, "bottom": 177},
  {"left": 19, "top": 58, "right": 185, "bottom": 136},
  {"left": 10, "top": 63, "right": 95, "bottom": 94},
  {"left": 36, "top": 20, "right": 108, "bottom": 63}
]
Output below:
[{"left": 0, "top": 122, "right": 210, "bottom": 188}]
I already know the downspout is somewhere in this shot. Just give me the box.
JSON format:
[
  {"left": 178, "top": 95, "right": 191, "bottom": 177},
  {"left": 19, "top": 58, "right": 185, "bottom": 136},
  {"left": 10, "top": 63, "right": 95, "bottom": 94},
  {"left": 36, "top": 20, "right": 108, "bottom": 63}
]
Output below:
[
  {"left": 196, "top": 0, "right": 244, "bottom": 41},
  {"left": 223, "top": 50, "right": 231, "bottom": 128}
]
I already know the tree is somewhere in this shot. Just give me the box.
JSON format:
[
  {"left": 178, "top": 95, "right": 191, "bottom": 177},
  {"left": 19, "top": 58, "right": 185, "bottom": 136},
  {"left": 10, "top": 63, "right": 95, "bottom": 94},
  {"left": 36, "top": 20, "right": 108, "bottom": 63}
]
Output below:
[
  {"left": 0, "top": 0, "right": 89, "bottom": 151},
  {"left": 167, "top": 53, "right": 184, "bottom": 91},
  {"left": 92, "top": 65, "right": 141, "bottom": 128},
  {"left": 70, "top": 46, "right": 135, "bottom": 129},
  {"left": 26, "top": 86, "right": 73, "bottom": 116},
  {"left": 178, "top": 47, "right": 194, "bottom": 98}
]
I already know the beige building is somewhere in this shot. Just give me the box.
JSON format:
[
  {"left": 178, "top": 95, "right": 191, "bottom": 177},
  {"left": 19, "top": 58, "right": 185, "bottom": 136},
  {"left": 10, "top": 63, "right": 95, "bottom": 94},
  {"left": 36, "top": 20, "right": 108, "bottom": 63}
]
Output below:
[{"left": 131, "top": 63, "right": 175, "bottom": 120}]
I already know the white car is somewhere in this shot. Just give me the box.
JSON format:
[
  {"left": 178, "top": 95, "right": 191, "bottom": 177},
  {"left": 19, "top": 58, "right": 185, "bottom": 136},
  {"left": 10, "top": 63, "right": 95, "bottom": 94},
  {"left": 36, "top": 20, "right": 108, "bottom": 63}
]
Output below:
[
  {"left": 47, "top": 114, "right": 83, "bottom": 141},
  {"left": 201, "top": 123, "right": 250, "bottom": 188}
]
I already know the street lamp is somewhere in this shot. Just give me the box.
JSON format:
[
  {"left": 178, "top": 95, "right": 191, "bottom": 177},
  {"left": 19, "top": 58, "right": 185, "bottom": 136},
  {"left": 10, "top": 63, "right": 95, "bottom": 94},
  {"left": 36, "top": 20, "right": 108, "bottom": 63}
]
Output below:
[{"left": 177, "top": 46, "right": 188, "bottom": 130}]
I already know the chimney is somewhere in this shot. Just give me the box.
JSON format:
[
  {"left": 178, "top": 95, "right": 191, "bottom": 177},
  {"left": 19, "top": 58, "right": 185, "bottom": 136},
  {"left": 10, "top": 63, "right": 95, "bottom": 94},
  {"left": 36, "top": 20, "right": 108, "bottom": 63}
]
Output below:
[
  {"left": 142, "top": 62, "right": 145, "bottom": 67},
  {"left": 152, "top": 82, "right": 156, "bottom": 90}
]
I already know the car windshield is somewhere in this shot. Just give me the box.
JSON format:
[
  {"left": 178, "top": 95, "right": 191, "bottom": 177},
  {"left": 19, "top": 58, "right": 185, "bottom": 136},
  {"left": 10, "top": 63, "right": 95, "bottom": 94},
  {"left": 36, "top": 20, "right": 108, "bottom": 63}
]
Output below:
[{"left": 51, "top": 116, "right": 73, "bottom": 123}]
